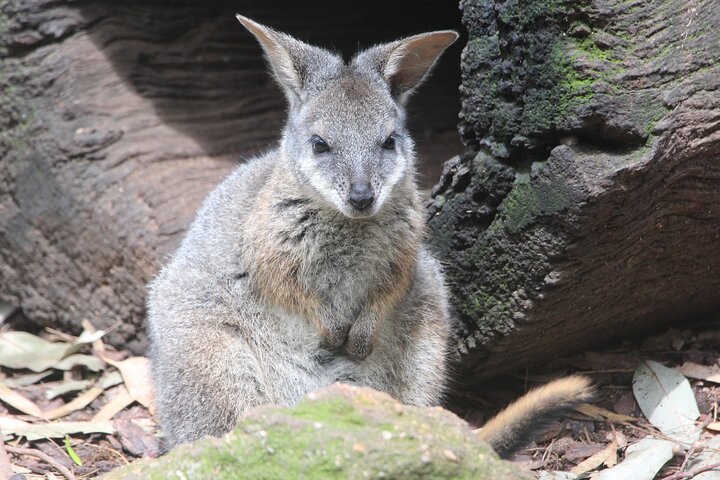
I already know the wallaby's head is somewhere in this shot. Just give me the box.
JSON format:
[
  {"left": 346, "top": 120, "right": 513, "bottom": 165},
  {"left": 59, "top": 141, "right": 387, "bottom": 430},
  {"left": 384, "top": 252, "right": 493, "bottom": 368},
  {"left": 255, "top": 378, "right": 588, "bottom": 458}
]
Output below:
[{"left": 237, "top": 15, "right": 457, "bottom": 218}]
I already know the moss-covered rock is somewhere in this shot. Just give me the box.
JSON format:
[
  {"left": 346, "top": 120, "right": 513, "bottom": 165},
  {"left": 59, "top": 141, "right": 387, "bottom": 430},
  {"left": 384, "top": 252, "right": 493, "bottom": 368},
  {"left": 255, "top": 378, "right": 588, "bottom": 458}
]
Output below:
[{"left": 101, "top": 384, "right": 530, "bottom": 480}]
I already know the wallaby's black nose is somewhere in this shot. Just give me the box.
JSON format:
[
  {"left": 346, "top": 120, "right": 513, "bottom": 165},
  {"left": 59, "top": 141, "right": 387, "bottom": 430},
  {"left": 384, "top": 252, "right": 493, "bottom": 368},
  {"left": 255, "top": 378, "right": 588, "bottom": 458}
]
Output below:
[{"left": 348, "top": 183, "right": 375, "bottom": 211}]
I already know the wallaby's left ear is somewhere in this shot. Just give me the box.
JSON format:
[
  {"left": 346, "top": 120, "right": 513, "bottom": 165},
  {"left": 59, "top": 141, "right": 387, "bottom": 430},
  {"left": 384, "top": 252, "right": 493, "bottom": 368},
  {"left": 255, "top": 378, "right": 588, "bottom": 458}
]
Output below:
[
  {"left": 236, "top": 14, "right": 343, "bottom": 106},
  {"left": 353, "top": 31, "right": 459, "bottom": 102}
]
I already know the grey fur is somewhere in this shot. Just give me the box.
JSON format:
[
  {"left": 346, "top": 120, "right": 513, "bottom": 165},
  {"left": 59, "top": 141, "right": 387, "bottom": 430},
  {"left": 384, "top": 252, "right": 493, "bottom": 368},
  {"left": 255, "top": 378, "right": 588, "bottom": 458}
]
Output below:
[{"left": 148, "top": 15, "right": 458, "bottom": 448}]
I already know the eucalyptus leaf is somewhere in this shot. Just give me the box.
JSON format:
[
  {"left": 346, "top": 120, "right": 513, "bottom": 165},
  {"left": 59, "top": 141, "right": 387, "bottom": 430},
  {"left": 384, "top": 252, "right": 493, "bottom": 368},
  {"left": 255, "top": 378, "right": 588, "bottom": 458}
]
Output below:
[
  {"left": 0, "top": 331, "right": 104, "bottom": 372},
  {"left": 55, "top": 354, "right": 104, "bottom": 372},
  {"left": 0, "top": 417, "right": 115, "bottom": 441},
  {"left": 98, "top": 370, "right": 123, "bottom": 390},
  {"left": 633, "top": 360, "right": 700, "bottom": 445},
  {"left": 0, "top": 332, "right": 72, "bottom": 372},
  {"left": 46, "top": 380, "right": 92, "bottom": 400},
  {"left": 2, "top": 371, "right": 53, "bottom": 387},
  {"left": 596, "top": 437, "right": 674, "bottom": 480}
]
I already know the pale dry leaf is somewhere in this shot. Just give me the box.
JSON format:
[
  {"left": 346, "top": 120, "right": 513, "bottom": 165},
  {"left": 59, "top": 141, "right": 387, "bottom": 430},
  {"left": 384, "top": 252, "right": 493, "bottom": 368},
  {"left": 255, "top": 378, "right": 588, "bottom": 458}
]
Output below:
[
  {"left": 633, "top": 360, "right": 700, "bottom": 445},
  {"left": 595, "top": 437, "right": 675, "bottom": 480},
  {"left": 93, "top": 386, "right": 134, "bottom": 422},
  {"left": 0, "top": 417, "right": 114, "bottom": 441},
  {"left": 677, "top": 362, "right": 720, "bottom": 384},
  {"left": 2, "top": 371, "right": 53, "bottom": 388},
  {"left": 81, "top": 319, "right": 106, "bottom": 352},
  {"left": 98, "top": 370, "right": 123, "bottom": 390},
  {"left": 11, "top": 464, "right": 31, "bottom": 474},
  {"left": 43, "top": 387, "right": 104, "bottom": 421},
  {"left": 706, "top": 422, "right": 720, "bottom": 432},
  {"left": 0, "top": 332, "right": 70, "bottom": 372},
  {"left": 54, "top": 353, "right": 104, "bottom": 372},
  {"left": 45, "top": 379, "right": 91, "bottom": 400},
  {"left": 101, "top": 355, "right": 156, "bottom": 414},
  {"left": 0, "top": 383, "right": 43, "bottom": 417},
  {"left": 0, "top": 331, "right": 104, "bottom": 372},
  {"left": 575, "top": 403, "right": 636, "bottom": 423},
  {"left": 570, "top": 439, "right": 618, "bottom": 475}
]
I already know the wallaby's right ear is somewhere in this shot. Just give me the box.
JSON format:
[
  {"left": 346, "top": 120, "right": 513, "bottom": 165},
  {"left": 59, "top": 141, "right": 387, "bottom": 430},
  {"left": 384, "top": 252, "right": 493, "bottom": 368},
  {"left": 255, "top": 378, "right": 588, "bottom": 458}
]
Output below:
[
  {"left": 353, "top": 31, "right": 459, "bottom": 103},
  {"left": 236, "top": 15, "right": 341, "bottom": 105}
]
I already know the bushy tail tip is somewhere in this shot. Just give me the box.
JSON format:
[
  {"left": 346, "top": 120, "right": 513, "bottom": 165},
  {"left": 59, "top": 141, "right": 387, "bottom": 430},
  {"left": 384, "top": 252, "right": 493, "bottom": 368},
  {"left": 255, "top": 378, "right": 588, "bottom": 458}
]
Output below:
[{"left": 476, "top": 375, "right": 595, "bottom": 458}]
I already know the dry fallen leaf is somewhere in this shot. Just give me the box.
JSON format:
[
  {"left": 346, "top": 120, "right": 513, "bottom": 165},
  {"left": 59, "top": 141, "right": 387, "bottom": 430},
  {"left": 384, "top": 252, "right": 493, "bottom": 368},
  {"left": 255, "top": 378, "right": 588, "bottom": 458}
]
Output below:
[
  {"left": 570, "top": 439, "right": 618, "bottom": 475},
  {"left": 677, "top": 361, "right": 720, "bottom": 384},
  {"left": 45, "top": 379, "right": 92, "bottom": 400},
  {"left": 706, "top": 422, "right": 720, "bottom": 432},
  {"left": 0, "top": 417, "right": 115, "bottom": 441},
  {"left": 595, "top": 437, "right": 675, "bottom": 480},
  {"left": 2, "top": 371, "right": 53, "bottom": 388},
  {"left": 43, "top": 387, "right": 104, "bottom": 421},
  {"left": 0, "top": 330, "right": 104, "bottom": 372},
  {"left": 93, "top": 386, "right": 134, "bottom": 422},
  {"left": 100, "top": 355, "right": 156, "bottom": 415},
  {"left": 575, "top": 403, "right": 636, "bottom": 423},
  {"left": 633, "top": 360, "right": 700, "bottom": 445},
  {"left": 0, "top": 383, "right": 43, "bottom": 417}
]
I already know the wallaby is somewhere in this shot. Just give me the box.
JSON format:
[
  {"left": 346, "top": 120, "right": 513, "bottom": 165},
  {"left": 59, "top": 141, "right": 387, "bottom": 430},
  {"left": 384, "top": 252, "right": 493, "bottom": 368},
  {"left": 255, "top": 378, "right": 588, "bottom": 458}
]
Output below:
[{"left": 148, "top": 15, "right": 593, "bottom": 456}]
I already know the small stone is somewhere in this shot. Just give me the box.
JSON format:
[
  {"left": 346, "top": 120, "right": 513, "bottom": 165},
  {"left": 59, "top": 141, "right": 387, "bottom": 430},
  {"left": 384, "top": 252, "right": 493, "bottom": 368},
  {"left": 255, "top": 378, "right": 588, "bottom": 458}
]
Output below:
[
  {"left": 381, "top": 430, "right": 392, "bottom": 440},
  {"left": 443, "top": 449, "right": 459, "bottom": 462},
  {"left": 352, "top": 443, "right": 367, "bottom": 453}
]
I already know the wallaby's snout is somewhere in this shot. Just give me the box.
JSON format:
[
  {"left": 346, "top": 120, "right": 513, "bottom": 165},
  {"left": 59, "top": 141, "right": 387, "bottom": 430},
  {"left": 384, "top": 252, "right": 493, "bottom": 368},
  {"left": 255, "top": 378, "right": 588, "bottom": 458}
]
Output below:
[{"left": 348, "top": 182, "right": 375, "bottom": 212}]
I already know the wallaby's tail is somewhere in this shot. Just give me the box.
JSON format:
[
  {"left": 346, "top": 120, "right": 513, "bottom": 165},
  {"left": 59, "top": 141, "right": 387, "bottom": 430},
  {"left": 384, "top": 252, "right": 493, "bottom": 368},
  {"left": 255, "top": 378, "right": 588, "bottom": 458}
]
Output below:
[{"left": 476, "top": 375, "right": 594, "bottom": 458}]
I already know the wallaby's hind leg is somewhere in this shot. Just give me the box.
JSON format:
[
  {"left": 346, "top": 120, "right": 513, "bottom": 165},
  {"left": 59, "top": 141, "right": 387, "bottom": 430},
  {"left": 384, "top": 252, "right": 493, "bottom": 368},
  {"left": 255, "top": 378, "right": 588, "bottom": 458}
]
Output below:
[{"left": 151, "top": 323, "right": 264, "bottom": 448}]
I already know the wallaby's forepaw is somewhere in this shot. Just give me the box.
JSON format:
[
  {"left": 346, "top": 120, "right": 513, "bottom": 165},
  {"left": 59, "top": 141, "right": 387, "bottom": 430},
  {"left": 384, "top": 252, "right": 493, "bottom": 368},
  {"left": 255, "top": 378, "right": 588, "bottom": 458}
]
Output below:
[
  {"left": 320, "top": 317, "right": 352, "bottom": 350},
  {"left": 345, "top": 317, "right": 375, "bottom": 361}
]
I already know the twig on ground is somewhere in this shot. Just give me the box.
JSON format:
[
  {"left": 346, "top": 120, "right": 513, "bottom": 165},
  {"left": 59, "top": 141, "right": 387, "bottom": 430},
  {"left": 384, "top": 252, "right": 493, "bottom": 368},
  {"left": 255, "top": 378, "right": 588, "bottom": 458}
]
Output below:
[
  {"left": 5, "top": 446, "right": 76, "bottom": 480},
  {"left": 659, "top": 461, "right": 720, "bottom": 480},
  {"left": 677, "top": 444, "right": 700, "bottom": 475}
]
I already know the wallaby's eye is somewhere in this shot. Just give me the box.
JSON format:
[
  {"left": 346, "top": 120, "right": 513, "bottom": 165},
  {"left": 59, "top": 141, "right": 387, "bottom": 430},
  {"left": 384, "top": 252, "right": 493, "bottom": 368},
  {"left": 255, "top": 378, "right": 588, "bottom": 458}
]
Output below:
[
  {"left": 381, "top": 135, "right": 396, "bottom": 150},
  {"left": 311, "top": 135, "right": 330, "bottom": 154}
]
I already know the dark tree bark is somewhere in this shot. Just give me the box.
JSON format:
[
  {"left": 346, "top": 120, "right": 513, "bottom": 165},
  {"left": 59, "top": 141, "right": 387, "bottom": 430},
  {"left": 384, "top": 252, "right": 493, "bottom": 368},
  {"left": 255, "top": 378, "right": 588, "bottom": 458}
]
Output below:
[
  {"left": 429, "top": 0, "right": 720, "bottom": 387},
  {"left": 0, "top": 1, "right": 462, "bottom": 351}
]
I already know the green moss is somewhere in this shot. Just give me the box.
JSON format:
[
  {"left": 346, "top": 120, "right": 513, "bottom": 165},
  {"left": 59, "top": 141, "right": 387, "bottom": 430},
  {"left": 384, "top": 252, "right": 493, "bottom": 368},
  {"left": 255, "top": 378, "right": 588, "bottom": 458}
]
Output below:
[{"left": 289, "top": 398, "right": 369, "bottom": 428}]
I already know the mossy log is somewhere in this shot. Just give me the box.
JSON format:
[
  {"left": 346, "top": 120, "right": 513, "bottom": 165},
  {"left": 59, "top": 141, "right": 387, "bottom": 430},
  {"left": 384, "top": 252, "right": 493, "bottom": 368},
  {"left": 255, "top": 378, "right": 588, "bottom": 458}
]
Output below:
[
  {"left": 430, "top": 0, "right": 720, "bottom": 388},
  {"left": 0, "top": 0, "right": 461, "bottom": 351}
]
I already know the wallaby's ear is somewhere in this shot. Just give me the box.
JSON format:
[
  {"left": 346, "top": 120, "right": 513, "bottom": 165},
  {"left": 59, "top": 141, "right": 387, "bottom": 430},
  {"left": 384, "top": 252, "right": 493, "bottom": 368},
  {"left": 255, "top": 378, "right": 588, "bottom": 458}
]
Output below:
[
  {"left": 236, "top": 15, "right": 341, "bottom": 105},
  {"left": 354, "top": 31, "right": 459, "bottom": 102}
]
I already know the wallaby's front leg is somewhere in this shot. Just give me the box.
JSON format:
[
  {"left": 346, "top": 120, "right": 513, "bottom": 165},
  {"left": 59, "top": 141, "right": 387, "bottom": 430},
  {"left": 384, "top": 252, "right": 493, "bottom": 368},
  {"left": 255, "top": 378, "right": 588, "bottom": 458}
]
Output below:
[
  {"left": 317, "top": 306, "right": 353, "bottom": 349},
  {"left": 345, "top": 307, "right": 378, "bottom": 360}
]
